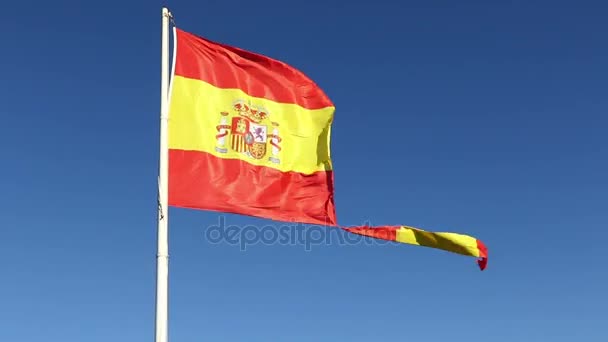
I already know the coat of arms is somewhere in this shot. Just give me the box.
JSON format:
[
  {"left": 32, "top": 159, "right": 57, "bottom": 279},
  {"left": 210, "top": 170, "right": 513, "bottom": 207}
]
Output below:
[{"left": 215, "top": 100, "right": 282, "bottom": 164}]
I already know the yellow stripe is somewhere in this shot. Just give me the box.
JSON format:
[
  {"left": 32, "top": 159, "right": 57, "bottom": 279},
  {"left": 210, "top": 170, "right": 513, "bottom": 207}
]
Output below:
[
  {"left": 168, "top": 75, "right": 335, "bottom": 174},
  {"left": 395, "top": 226, "right": 481, "bottom": 257}
]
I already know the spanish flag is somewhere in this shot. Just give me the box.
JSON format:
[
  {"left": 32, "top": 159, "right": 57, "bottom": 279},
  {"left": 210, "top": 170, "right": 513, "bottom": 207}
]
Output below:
[
  {"left": 168, "top": 28, "right": 336, "bottom": 226},
  {"left": 167, "top": 27, "right": 488, "bottom": 270},
  {"left": 343, "top": 226, "right": 488, "bottom": 270}
]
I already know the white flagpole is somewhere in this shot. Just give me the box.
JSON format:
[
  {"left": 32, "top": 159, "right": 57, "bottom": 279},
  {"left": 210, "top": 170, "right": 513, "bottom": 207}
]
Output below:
[{"left": 156, "top": 6, "right": 171, "bottom": 342}]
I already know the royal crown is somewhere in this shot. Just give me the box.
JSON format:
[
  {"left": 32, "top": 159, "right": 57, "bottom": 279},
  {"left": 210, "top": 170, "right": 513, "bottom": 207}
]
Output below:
[{"left": 233, "top": 101, "right": 268, "bottom": 123}]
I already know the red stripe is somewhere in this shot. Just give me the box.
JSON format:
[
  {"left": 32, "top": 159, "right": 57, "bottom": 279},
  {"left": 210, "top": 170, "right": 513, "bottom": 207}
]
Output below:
[
  {"left": 168, "top": 149, "right": 337, "bottom": 226},
  {"left": 174, "top": 28, "right": 334, "bottom": 110},
  {"left": 342, "top": 226, "right": 398, "bottom": 241},
  {"left": 476, "top": 239, "right": 488, "bottom": 271}
]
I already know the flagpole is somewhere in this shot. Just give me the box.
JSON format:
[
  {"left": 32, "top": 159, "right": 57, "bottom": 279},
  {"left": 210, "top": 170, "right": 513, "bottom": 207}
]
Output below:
[{"left": 156, "top": 6, "right": 171, "bottom": 342}]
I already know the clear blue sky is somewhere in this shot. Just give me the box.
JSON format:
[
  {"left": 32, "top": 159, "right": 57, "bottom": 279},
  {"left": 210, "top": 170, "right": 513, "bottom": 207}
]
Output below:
[{"left": 2, "top": 0, "right": 607, "bottom": 341}]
